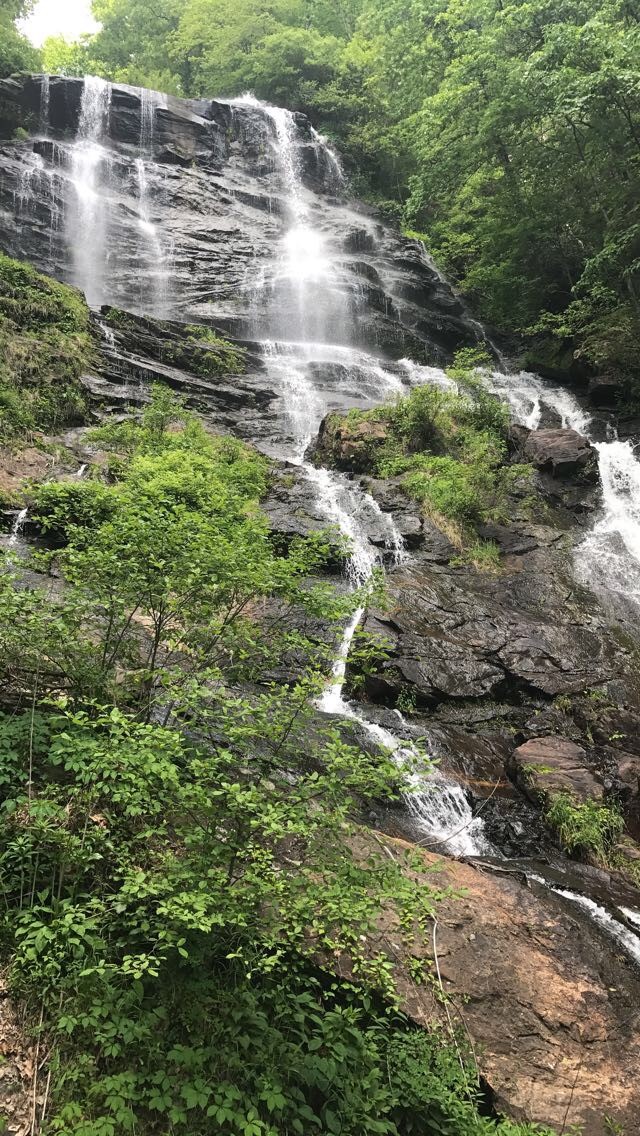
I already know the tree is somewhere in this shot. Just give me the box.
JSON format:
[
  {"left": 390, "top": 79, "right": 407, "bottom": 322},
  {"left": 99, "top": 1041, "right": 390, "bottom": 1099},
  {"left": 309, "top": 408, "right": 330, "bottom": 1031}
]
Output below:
[{"left": 0, "top": 0, "right": 40, "bottom": 78}]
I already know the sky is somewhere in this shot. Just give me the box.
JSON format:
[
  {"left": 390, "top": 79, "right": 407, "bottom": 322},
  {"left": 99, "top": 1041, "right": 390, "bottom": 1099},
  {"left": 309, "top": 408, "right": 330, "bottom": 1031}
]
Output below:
[{"left": 20, "top": 0, "right": 100, "bottom": 47}]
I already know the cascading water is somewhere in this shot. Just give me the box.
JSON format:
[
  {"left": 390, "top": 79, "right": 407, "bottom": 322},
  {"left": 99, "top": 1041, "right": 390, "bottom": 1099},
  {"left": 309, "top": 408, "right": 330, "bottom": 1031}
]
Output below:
[
  {"left": 528, "top": 873, "right": 640, "bottom": 967},
  {"left": 8, "top": 75, "right": 174, "bottom": 313},
  {"left": 8, "top": 507, "right": 28, "bottom": 546},
  {"left": 39, "top": 74, "right": 50, "bottom": 135},
  {"left": 242, "top": 99, "right": 490, "bottom": 855},
  {"left": 576, "top": 440, "right": 640, "bottom": 607},
  {"left": 487, "top": 368, "right": 640, "bottom": 614},
  {"left": 69, "top": 76, "right": 111, "bottom": 305},
  {"left": 134, "top": 88, "right": 171, "bottom": 315}
]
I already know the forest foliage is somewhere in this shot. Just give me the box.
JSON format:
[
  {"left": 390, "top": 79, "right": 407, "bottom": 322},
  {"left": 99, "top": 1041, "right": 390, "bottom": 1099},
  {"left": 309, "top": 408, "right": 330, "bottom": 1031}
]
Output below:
[
  {"left": 0, "top": 380, "right": 555, "bottom": 1134},
  {"left": 27, "top": 0, "right": 640, "bottom": 390}
]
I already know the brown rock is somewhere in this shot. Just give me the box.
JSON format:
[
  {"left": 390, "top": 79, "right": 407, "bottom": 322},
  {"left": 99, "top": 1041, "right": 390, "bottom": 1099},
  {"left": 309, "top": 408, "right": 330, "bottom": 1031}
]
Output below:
[
  {"left": 523, "top": 428, "right": 598, "bottom": 481},
  {"left": 510, "top": 736, "right": 603, "bottom": 804},
  {"left": 0, "top": 446, "right": 54, "bottom": 499},
  {"left": 618, "top": 755, "right": 640, "bottom": 800},
  {"left": 343, "top": 837, "right": 640, "bottom": 1136}
]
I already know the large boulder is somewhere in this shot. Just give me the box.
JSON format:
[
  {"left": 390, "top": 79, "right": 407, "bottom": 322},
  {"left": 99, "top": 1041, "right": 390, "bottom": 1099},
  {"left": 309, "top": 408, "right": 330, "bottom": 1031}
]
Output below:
[
  {"left": 312, "top": 412, "right": 389, "bottom": 473},
  {"left": 344, "top": 836, "right": 640, "bottom": 1136},
  {"left": 510, "top": 736, "right": 603, "bottom": 805},
  {"left": 523, "top": 427, "right": 598, "bottom": 481}
]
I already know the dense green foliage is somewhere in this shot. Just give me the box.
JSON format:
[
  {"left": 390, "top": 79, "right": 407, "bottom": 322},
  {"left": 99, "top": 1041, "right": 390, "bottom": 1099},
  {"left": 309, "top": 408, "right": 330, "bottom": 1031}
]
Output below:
[
  {"left": 0, "top": 387, "right": 555, "bottom": 1134},
  {"left": 546, "top": 793, "right": 625, "bottom": 861},
  {"left": 0, "top": 0, "right": 39, "bottom": 78},
  {"left": 43, "top": 0, "right": 640, "bottom": 389},
  {"left": 0, "top": 255, "right": 91, "bottom": 441}
]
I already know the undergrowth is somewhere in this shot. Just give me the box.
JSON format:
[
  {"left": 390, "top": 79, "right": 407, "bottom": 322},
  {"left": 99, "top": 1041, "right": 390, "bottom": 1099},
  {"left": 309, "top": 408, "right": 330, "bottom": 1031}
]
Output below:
[
  {"left": 0, "top": 386, "right": 557, "bottom": 1135},
  {"left": 545, "top": 793, "right": 625, "bottom": 861},
  {"left": 0, "top": 255, "right": 91, "bottom": 441}
]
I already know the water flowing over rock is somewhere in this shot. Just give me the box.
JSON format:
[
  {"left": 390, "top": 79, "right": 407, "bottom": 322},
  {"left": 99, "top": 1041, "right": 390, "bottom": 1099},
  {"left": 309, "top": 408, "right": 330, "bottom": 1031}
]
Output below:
[
  {"left": 0, "top": 73, "right": 479, "bottom": 363},
  {"left": 3, "top": 73, "right": 640, "bottom": 1133}
]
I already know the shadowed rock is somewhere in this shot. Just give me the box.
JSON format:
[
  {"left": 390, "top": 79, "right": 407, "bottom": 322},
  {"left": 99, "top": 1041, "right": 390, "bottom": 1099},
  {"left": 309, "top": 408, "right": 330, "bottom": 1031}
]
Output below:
[{"left": 523, "top": 427, "right": 598, "bottom": 481}]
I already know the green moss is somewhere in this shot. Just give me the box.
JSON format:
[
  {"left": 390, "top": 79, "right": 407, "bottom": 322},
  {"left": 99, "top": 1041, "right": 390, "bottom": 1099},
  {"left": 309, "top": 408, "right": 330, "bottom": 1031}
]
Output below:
[{"left": 0, "top": 255, "right": 92, "bottom": 442}]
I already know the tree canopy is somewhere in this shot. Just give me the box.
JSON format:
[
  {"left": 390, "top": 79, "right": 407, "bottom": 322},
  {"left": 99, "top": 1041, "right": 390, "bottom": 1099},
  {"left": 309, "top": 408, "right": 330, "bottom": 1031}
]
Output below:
[{"left": 0, "top": 0, "right": 40, "bottom": 76}]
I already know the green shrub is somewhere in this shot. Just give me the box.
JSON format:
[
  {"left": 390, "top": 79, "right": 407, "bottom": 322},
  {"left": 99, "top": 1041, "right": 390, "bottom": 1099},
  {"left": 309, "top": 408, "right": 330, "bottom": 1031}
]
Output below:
[
  {"left": 30, "top": 480, "right": 118, "bottom": 540},
  {"left": 546, "top": 793, "right": 624, "bottom": 861},
  {"left": 454, "top": 540, "right": 502, "bottom": 571},
  {"left": 325, "top": 353, "right": 522, "bottom": 546}
]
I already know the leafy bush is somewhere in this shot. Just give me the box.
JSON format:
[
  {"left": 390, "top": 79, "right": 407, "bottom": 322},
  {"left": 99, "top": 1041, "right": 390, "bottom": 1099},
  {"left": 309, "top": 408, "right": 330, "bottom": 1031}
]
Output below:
[
  {"left": 30, "top": 480, "right": 118, "bottom": 540},
  {"left": 546, "top": 793, "right": 624, "bottom": 861},
  {"left": 329, "top": 354, "right": 522, "bottom": 550},
  {"left": 0, "top": 698, "right": 556, "bottom": 1136},
  {"left": 0, "top": 389, "right": 554, "bottom": 1136}
]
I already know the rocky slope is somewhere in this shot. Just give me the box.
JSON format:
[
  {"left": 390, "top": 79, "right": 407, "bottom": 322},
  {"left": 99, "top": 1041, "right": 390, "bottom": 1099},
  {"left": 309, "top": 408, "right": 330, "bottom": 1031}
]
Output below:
[{"left": 1, "top": 73, "right": 640, "bottom": 1135}]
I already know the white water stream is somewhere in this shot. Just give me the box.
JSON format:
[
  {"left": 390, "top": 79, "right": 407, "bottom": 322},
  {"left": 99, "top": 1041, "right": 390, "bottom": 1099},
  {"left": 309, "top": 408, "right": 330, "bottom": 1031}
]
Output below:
[
  {"left": 8, "top": 507, "right": 28, "bottom": 546},
  {"left": 227, "top": 95, "right": 493, "bottom": 855},
  {"left": 69, "top": 76, "right": 111, "bottom": 305},
  {"left": 528, "top": 873, "right": 640, "bottom": 968},
  {"left": 487, "top": 369, "right": 640, "bottom": 612}
]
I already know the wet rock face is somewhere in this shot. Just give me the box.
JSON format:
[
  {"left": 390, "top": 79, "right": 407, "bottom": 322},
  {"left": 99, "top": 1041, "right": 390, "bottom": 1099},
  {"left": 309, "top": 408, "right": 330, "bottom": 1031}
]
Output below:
[
  {"left": 360, "top": 544, "right": 623, "bottom": 707},
  {"left": 0, "top": 73, "right": 478, "bottom": 363}
]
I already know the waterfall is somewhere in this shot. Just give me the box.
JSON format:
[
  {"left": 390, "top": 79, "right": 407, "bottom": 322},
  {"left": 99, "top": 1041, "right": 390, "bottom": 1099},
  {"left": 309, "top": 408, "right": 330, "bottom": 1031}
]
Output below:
[
  {"left": 134, "top": 88, "right": 171, "bottom": 315},
  {"left": 68, "top": 76, "right": 111, "bottom": 306},
  {"left": 486, "top": 368, "right": 640, "bottom": 613},
  {"left": 576, "top": 439, "right": 640, "bottom": 606},
  {"left": 241, "top": 98, "right": 489, "bottom": 856},
  {"left": 8, "top": 507, "right": 28, "bottom": 546},
  {"left": 39, "top": 75, "right": 50, "bottom": 135},
  {"left": 486, "top": 369, "right": 592, "bottom": 434}
]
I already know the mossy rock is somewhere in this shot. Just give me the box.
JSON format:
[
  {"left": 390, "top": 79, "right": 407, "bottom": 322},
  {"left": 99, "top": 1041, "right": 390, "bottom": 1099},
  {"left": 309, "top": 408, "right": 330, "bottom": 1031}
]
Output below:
[
  {"left": 313, "top": 410, "right": 390, "bottom": 473},
  {"left": 0, "top": 255, "right": 92, "bottom": 441}
]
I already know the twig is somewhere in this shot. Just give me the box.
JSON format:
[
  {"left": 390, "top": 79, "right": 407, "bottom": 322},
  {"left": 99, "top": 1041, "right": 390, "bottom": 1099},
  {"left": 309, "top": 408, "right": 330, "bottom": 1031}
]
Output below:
[
  {"left": 30, "top": 1003, "right": 44, "bottom": 1135},
  {"left": 560, "top": 1062, "right": 582, "bottom": 1135},
  {"left": 39, "top": 1068, "right": 52, "bottom": 1132}
]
